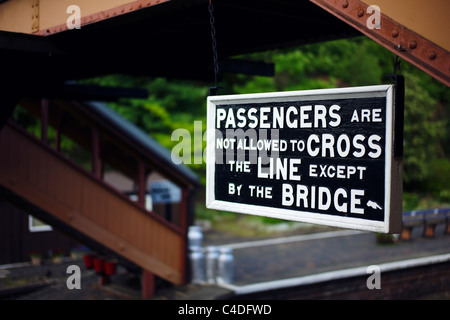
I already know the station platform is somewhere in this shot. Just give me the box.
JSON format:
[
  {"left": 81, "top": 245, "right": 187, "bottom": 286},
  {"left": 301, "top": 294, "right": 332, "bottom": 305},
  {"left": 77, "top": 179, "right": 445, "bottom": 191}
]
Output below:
[{"left": 1, "top": 223, "right": 449, "bottom": 300}]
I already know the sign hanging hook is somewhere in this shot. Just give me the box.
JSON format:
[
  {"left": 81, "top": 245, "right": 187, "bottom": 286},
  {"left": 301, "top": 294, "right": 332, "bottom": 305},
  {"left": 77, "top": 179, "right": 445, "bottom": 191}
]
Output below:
[
  {"left": 385, "top": 55, "right": 405, "bottom": 158},
  {"left": 392, "top": 55, "right": 401, "bottom": 76}
]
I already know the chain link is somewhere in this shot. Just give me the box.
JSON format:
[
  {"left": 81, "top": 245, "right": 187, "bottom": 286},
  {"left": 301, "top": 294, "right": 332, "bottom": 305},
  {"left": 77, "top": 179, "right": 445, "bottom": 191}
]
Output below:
[{"left": 209, "top": 0, "right": 220, "bottom": 95}]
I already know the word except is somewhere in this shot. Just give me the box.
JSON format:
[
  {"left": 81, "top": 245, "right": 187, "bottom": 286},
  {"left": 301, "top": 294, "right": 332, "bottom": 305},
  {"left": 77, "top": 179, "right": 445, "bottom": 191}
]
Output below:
[{"left": 309, "top": 164, "right": 367, "bottom": 180}]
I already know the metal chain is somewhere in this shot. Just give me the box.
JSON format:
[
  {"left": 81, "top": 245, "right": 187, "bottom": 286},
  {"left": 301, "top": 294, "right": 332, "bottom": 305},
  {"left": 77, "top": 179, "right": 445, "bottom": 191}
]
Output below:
[
  {"left": 393, "top": 55, "right": 401, "bottom": 76},
  {"left": 209, "top": 0, "right": 220, "bottom": 95}
]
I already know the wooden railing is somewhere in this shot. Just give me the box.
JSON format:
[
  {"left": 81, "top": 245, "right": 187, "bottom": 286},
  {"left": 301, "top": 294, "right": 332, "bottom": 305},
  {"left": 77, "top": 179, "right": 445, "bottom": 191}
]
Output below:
[
  {"left": 0, "top": 122, "right": 186, "bottom": 284},
  {"left": 400, "top": 208, "right": 450, "bottom": 240}
]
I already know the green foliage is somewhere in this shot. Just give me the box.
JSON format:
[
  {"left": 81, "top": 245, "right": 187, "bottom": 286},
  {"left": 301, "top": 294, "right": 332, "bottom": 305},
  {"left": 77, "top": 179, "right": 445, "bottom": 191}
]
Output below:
[
  {"left": 402, "top": 192, "right": 420, "bottom": 211},
  {"left": 12, "top": 105, "right": 92, "bottom": 170},
  {"left": 78, "top": 37, "right": 448, "bottom": 207},
  {"left": 423, "top": 158, "right": 450, "bottom": 201},
  {"left": 402, "top": 70, "right": 445, "bottom": 184},
  {"left": 229, "top": 38, "right": 448, "bottom": 194}
]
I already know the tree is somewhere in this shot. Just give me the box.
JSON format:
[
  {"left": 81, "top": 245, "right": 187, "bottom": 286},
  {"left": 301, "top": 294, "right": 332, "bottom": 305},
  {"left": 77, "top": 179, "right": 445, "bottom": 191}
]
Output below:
[{"left": 80, "top": 37, "right": 449, "bottom": 200}]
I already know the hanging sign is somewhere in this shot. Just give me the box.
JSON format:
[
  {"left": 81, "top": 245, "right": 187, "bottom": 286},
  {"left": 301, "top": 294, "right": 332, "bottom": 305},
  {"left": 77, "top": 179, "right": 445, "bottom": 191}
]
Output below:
[{"left": 206, "top": 85, "right": 403, "bottom": 233}]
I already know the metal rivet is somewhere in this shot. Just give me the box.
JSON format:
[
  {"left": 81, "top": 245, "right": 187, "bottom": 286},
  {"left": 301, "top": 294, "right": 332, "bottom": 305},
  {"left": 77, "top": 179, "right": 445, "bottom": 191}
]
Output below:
[
  {"left": 342, "top": 0, "right": 349, "bottom": 8},
  {"left": 409, "top": 40, "right": 417, "bottom": 49},
  {"left": 428, "top": 51, "right": 437, "bottom": 60},
  {"left": 357, "top": 9, "right": 364, "bottom": 17},
  {"left": 392, "top": 29, "right": 399, "bottom": 38}
]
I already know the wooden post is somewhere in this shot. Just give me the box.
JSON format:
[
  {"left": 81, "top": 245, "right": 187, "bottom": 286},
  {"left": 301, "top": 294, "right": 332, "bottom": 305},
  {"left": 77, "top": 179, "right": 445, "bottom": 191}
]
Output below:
[
  {"left": 138, "top": 160, "right": 146, "bottom": 207},
  {"left": 179, "top": 188, "right": 189, "bottom": 283},
  {"left": 423, "top": 223, "right": 436, "bottom": 238},
  {"left": 92, "top": 128, "right": 102, "bottom": 178},
  {"left": 54, "top": 111, "right": 61, "bottom": 152},
  {"left": 0, "top": 94, "right": 17, "bottom": 130},
  {"left": 180, "top": 189, "right": 188, "bottom": 233},
  {"left": 399, "top": 226, "right": 412, "bottom": 241},
  {"left": 41, "top": 99, "right": 48, "bottom": 144},
  {"left": 141, "top": 269, "right": 155, "bottom": 299}
]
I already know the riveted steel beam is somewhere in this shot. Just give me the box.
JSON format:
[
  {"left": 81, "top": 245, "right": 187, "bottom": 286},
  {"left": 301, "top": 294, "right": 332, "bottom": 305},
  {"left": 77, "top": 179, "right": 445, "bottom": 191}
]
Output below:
[
  {"left": 310, "top": 0, "right": 450, "bottom": 86},
  {"left": 0, "top": 0, "right": 172, "bottom": 35}
]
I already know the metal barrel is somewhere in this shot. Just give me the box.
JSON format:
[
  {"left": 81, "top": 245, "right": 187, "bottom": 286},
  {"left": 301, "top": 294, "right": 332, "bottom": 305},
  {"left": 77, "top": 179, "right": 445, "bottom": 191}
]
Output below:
[{"left": 217, "top": 247, "right": 234, "bottom": 284}]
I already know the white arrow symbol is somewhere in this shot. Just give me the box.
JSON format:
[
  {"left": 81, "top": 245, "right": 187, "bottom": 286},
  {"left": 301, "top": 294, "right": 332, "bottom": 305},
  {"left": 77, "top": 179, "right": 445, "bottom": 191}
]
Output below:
[{"left": 367, "top": 200, "right": 382, "bottom": 210}]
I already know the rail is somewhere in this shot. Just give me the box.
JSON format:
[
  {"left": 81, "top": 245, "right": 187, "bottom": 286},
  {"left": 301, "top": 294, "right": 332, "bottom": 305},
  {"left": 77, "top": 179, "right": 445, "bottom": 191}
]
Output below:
[{"left": 400, "top": 208, "right": 450, "bottom": 240}]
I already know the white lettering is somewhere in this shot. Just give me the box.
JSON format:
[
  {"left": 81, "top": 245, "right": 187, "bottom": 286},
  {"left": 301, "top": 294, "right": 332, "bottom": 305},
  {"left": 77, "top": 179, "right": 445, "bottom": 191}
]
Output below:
[
  {"left": 257, "top": 157, "right": 301, "bottom": 181},
  {"left": 350, "top": 189, "right": 365, "bottom": 214},
  {"left": 215, "top": 105, "right": 343, "bottom": 129},
  {"left": 282, "top": 184, "right": 366, "bottom": 214},
  {"left": 368, "top": 135, "right": 382, "bottom": 158}
]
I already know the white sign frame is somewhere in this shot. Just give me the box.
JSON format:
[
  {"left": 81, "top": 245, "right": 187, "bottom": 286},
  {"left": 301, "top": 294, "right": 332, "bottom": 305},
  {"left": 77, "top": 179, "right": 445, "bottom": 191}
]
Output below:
[{"left": 206, "top": 85, "right": 403, "bottom": 233}]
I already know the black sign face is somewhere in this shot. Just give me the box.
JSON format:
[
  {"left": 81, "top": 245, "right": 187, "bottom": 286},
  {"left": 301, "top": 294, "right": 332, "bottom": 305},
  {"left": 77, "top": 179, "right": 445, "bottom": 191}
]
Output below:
[{"left": 206, "top": 86, "right": 402, "bottom": 233}]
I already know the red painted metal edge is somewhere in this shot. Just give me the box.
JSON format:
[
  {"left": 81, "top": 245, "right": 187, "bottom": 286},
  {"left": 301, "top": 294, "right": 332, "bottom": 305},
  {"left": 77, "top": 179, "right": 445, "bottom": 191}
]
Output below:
[
  {"left": 310, "top": 0, "right": 450, "bottom": 87},
  {"left": 34, "top": 0, "right": 172, "bottom": 36}
]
